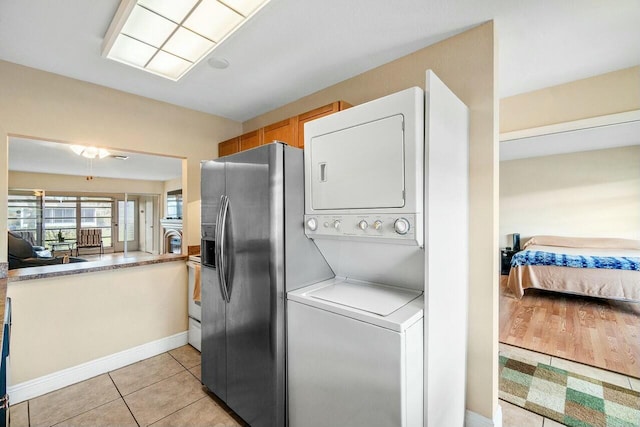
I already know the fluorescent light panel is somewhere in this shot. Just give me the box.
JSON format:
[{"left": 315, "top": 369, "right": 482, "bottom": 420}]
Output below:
[{"left": 103, "top": 0, "right": 270, "bottom": 81}]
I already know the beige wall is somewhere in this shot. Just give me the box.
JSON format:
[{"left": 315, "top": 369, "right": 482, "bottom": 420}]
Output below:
[
  {"left": 0, "top": 59, "right": 242, "bottom": 262},
  {"left": 500, "top": 66, "right": 640, "bottom": 133},
  {"left": 0, "top": 60, "right": 237, "bottom": 385},
  {"left": 500, "top": 146, "right": 640, "bottom": 247},
  {"left": 244, "top": 22, "right": 499, "bottom": 420},
  {"left": 9, "top": 171, "right": 165, "bottom": 195},
  {"left": 500, "top": 67, "right": 640, "bottom": 247},
  {"left": 7, "top": 262, "right": 187, "bottom": 383}
]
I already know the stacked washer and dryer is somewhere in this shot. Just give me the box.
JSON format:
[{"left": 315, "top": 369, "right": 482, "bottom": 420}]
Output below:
[{"left": 288, "top": 71, "right": 470, "bottom": 427}]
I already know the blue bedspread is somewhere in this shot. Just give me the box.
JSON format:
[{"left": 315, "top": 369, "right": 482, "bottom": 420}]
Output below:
[{"left": 511, "top": 250, "right": 640, "bottom": 271}]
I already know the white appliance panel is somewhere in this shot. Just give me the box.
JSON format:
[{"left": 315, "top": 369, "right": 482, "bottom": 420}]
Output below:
[
  {"left": 287, "top": 299, "right": 423, "bottom": 427},
  {"left": 304, "top": 87, "right": 424, "bottom": 246},
  {"left": 187, "top": 261, "right": 201, "bottom": 322},
  {"left": 423, "top": 69, "right": 470, "bottom": 427},
  {"left": 311, "top": 239, "right": 424, "bottom": 291},
  {"left": 188, "top": 317, "right": 201, "bottom": 351},
  {"left": 310, "top": 114, "right": 405, "bottom": 210},
  {"left": 287, "top": 279, "right": 423, "bottom": 332},
  {"left": 304, "top": 213, "right": 419, "bottom": 244},
  {"left": 308, "top": 277, "right": 421, "bottom": 316}
]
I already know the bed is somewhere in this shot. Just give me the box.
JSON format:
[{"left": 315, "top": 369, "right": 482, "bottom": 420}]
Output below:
[{"left": 506, "top": 235, "right": 640, "bottom": 302}]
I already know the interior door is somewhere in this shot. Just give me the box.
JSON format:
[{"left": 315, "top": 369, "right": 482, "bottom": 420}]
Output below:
[
  {"left": 114, "top": 198, "right": 138, "bottom": 252},
  {"left": 144, "top": 198, "right": 154, "bottom": 253}
]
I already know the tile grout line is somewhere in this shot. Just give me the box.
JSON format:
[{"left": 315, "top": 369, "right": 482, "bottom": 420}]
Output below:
[
  {"left": 148, "top": 396, "right": 210, "bottom": 426},
  {"left": 108, "top": 372, "right": 140, "bottom": 427},
  {"left": 165, "top": 351, "right": 242, "bottom": 424},
  {"left": 167, "top": 348, "right": 200, "bottom": 371},
  {"left": 112, "top": 353, "right": 190, "bottom": 398},
  {"left": 28, "top": 374, "right": 123, "bottom": 427},
  {"left": 499, "top": 398, "right": 543, "bottom": 426},
  {"left": 124, "top": 368, "right": 191, "bottom": 397},
  {"left": 48, "top": 394, "right": 123, "bottom": 426},
  {"left": 114, "top": 367, "right": 205, "bottom": 425}
]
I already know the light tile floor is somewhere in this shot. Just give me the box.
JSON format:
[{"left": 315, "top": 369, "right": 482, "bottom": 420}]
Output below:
[
  {"left": 9, "top": 345, "right": 246, "bottom": 427},
  {"left": 9, "top": 343, "right": 637, "bottom": 426},
  {"left": 499, "top": 342, "right": 640, "bottom": 427}
]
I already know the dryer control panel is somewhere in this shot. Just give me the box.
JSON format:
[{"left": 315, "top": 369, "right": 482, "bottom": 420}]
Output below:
[{"left": 304, "top": 214, "right": 419, "bottom": 245}]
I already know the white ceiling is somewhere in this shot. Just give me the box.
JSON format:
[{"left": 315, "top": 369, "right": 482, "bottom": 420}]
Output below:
[
  {"left": 0, "top": 0, "right": 638, "bottom": 122},
  {"left": 9, "top": 137, "right": 182, "bottom": 181}
]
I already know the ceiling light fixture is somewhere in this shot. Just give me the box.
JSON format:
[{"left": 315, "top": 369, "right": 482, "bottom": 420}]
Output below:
[
  {"left": 102, "top": 0, "right": 271, "bottom": 81},
  {"left": 70, "top": 145, "right": 111, "bottom": 159},
  {"left": 207, "top": 56, "right": 230, "bottom": 69}
]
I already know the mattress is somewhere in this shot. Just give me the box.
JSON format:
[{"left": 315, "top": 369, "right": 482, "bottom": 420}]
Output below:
[{"left": 506, "top": 236, "right": 640, "bottom": 302}]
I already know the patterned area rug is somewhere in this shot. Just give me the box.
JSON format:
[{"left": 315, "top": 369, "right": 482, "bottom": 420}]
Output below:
[{"left": 499, "top": 355, "right": 640, "bottom": 426}]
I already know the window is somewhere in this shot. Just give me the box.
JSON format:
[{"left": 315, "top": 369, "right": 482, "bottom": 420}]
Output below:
[
  {"left": 81, "top": 197, "right": 113, "bottom": 247},
  {"left": 8, "top": 192, "right": 43, "bottom": 243},
  {"left": 44, "top": 196, "right": 77, "bottom": 245},
  {"left": 37, "top": 195, "right": 114, "bottom": 248},
  {"left": 9, "top": 192, "right": 119, "bottom": 250},
  {"left": 166, "top": 189, "right": 182, "bottom": 219}
]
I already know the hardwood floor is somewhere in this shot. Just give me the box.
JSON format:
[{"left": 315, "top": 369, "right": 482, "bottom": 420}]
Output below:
[{"left": 499, "top": 275, "right": 640, "bottom": 378}]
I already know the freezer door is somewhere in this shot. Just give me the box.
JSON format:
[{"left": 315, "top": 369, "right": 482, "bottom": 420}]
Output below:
[
  {"left": 201, "top": 160, "right": 225, "bottom": 238},
  {"left": 200, "top": 160, "right": 228, "bottom": 401},
  {"left": 223, "top": 144, "right": 286, "bottom": 427}
]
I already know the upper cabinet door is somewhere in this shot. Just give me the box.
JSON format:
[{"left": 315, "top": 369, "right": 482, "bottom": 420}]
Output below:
[
  {"left": 297, "top": 101, "right": 351, "bottom": 149},
  {"left": 262, "top": 117, "right": 298, "bottom": 146},
  {"left": 218, "top": 137, "right": 239, "bottom": 158},
  {"left": 239, "top": 130, "right": 261, "bottom": 151},
  {"left": 218, "top": 101, "right": 351, "bottom": 156}
]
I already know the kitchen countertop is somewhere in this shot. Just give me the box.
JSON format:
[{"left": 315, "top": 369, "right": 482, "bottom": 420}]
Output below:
[{"left": 7, "top": 253, "right": 188, "bottom": 282}]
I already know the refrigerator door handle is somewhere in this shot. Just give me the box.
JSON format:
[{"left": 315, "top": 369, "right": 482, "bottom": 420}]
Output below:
[{"left": 215, "top": 195, "right": 230, "bottom": 303}]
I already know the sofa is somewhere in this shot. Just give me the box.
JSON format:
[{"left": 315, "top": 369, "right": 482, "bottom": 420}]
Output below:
[{"left": 8, "top": 231, "right": 87, "bottom": 270}]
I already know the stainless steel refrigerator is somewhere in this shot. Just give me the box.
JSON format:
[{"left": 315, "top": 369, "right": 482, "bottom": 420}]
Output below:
[{"left": 200, "top": 142, "right": 333, "bottom": 427}]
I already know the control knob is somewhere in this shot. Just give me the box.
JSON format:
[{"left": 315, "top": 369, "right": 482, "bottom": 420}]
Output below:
[
  {"left": 306, "top": 218, "right": 318, "bottom": 231},
  {"left": 394, "top": 218, "right": 410, "bottom": 235},
  {"left": 373, "top": 220, "right": 383, "bottom": 230},
  {"left": 358, "top": 220, "right": 368, "bottom": 230},
  {"left": 333, "top": 220, "right": 341, "bottom": 230}
]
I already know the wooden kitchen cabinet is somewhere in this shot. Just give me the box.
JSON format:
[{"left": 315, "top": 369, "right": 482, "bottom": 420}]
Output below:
[
  {"left": 218, "top": 100, "right": 350, "bottom": 156},
  {"left": 239, "top": 130, "right": 261, "bottom": 151},
  {"left": 218, "top": 137, "right": 239, "bottom": 157},
  {"left": 296, "top": 101, "right": 351, "bottom": 148},
  {"left": 262, "top": 117, "right": 298, "bottom": 146}
]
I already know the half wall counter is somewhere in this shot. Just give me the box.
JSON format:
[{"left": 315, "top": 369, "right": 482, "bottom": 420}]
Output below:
[{"left": 5, "top": 253, "right": 188, "bottom": 404}]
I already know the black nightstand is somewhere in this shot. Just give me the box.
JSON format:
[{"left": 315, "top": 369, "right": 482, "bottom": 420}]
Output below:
[{"left": 500, "top": 248, "right": 518, "bottom": 275}]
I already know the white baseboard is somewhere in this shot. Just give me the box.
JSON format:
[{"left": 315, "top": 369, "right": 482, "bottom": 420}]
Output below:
[
  {"left": 8, "top": 331, "right": 189, "bottom": 405},
  {"left": 466, "top": 404, "right": 502, "bottom": 427}
]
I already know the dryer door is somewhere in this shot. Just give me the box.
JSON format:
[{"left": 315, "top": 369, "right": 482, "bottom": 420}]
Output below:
[{"left": 309, "top": 114, "right": 405, "bottom": 210}]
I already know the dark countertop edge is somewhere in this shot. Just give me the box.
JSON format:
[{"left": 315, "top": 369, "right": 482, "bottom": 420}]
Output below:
[{"left": 7, "top": 254, "right": 188, "bottom": 282}]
